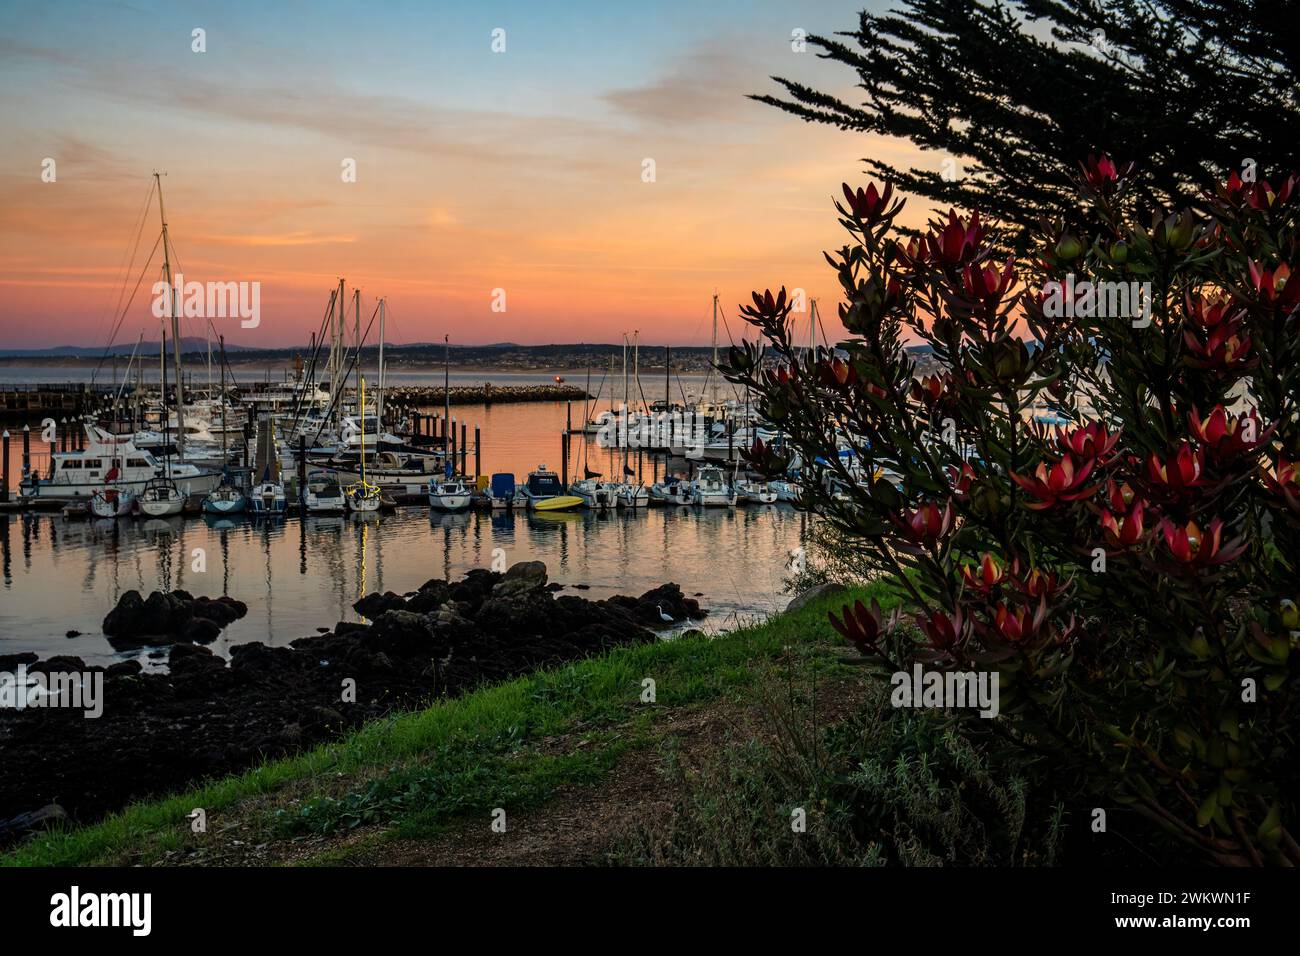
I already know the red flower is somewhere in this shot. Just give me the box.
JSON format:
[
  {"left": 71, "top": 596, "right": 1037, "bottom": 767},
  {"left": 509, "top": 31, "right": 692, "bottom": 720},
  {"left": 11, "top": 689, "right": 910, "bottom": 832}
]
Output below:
[
  {"left": 1012, "top": 456, "right": 1098, "bottom": 509},
  {"left": 916, "top": 607, "right": 967, "bottom": 651},
  {"left": 1147, "top": 444, "right": 1206, "bottom": 492},
  {"left": 961, "top": 259, "right": 1016, "bottom": 303},
  {"left": 1078, "top": 153, "right": 1134, "bottom": 196},
  {"left": 1247, "top": 261, "right": 1300, "bottom": 311},
  {"left": 1182, "top": 294, "right": 1253, "bottom": 372},
  {"left": 828, "top": 598, "right": 894, "bottom": 655},
  {"left": 1217, "top": 171, "right": 1299, "bottom": 211},
  {"left": 840, "top": 181, "right": 903, "bottom": 225},
  {"left": 948, "top": 463, "right": 976, "bottom": 497},
  {"left": 994, "top": 603, "right": 1034, "bottom": 643},
  {"left": 1189, "top": 406, "right": 1270, "bottom": 460},
  {"left": 894, "top": 501, "right": 955, "bottom": 543},
  {"left": 817, "top": 357, "right": 858, "bottom": 389},
  {"left": 1262, "top": 458, "right": 1300, "bottom": 513},
  {"left": 961, "top": 553, "right": 1004, "bottom": 593},
  {"left": 925, "top": 209, "right": 986, "bottom": 267},
  {"left": 1159, "top": 516, "right": 1246, "bottom": 567},
  {"left": 1057, "top": 422, "right": 1121, "bottom": 466},
  {"left": 1014, "top": 568, "right": 1069, "bottom": 601},
  {"left": 1101, "top": 500, "right": 1146, "bottom": 549}
]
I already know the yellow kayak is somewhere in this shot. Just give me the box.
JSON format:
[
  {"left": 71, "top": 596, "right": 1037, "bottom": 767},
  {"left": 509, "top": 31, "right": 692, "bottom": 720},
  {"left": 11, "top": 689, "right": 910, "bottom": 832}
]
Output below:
[{"left": 530, "top": 495, "right": 584, "bottom": 512}]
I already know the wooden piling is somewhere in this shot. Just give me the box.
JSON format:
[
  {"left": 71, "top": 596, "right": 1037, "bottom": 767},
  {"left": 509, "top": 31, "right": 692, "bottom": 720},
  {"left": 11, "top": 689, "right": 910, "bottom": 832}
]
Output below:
[
  {"left": 561, "top": 432, "right": 569, "bottom": 487},
  {"left": 21, "top": 425, "right": 29, "bottom": 477},
  {"left": 460, "top": 422, "right": 467, "bottom": 473},
  {"left": 474, "top": 426, "right": 481, "bottom": 480},
  {"left": 1, "top": 430, "right": 9, "bottom": 503}
]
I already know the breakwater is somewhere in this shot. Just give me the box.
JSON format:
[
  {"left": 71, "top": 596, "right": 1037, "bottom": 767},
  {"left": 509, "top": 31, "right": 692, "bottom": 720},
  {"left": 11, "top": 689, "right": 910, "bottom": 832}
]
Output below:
[{"left": 385, "top": 382, "right": 590, "bottom": 406}]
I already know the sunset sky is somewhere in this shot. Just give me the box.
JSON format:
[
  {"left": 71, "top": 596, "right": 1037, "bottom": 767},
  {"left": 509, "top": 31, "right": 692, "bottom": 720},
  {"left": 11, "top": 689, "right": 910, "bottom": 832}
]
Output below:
[{"left": 0, "top": 0, "right": 932, "bottom": 349}]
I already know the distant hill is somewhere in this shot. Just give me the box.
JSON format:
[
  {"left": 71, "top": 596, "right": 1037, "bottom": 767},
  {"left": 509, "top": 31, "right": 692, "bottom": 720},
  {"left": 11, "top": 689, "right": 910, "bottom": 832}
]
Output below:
[{"left": 0, "top": 338, "right": 266, "bottom": 358}]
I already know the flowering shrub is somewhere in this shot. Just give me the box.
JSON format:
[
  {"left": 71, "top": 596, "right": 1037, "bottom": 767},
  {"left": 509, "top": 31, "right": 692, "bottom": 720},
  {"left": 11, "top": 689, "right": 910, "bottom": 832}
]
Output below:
[{"left": 722, "top": 159, "right": 1300, "bottom": 865}]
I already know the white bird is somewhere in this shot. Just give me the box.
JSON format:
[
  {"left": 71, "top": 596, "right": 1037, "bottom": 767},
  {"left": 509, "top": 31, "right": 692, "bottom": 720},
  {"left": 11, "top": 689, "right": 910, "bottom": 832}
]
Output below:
[{"left": 655, "top": 604, "right": 674, "bottom": 624}]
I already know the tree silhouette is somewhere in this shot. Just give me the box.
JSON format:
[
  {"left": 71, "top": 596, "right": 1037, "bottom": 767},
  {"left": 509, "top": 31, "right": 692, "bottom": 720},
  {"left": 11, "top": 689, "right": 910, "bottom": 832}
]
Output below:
[{"left": 755, "top": 0, "right": 1300, "bottom": 249}]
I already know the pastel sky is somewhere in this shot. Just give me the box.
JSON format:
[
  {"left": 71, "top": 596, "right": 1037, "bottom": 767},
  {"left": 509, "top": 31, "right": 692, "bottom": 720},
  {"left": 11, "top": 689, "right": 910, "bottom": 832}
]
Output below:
[{"left": 0, "top": 0, "right": 931, "bottom": 348}]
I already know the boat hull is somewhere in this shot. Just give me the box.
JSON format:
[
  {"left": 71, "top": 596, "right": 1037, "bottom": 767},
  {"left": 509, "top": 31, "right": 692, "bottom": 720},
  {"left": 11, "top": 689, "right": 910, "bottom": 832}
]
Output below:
[{"left": 526, "top": 494, "right": 584, "bottom": 512}]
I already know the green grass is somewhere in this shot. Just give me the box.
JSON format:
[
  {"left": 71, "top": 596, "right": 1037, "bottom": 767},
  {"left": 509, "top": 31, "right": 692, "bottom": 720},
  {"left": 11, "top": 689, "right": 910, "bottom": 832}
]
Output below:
[{"left": 2, "top": 581, "right": 894, "bottom": 868}]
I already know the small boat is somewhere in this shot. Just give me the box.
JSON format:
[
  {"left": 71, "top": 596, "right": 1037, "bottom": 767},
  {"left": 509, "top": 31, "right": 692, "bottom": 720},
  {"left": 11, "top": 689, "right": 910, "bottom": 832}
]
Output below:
[
  {"left": 249, "top": 478, "right": 287, "bottom": 515},
  {"left": 649, "top": 478, "right": 692, "bottom": 505},
  {"left": 517, "top": 465, "right": 583, "bottom": 512},
  {"left": 428, "top": 475, "right": 473, "bottom": 512},
  {"left": 770, "top": 479, "right": 802, "bottom": 503},
  {"left": 613, "top": 482, "right": 649, "bottom": 508},
  {"left": 138, "top": 476, "right": 185, "bottom": 517},
  {"left": 690, "top": 465, "right": 736, "bottom": 507},
  {"left": 89, "top": 483, "right": 136, "bottom": 518},
  {"left": 569, "top": 476, "right": 618, "bottom": 510},
  {"left": 736, "top": 479, "right": 777, "bottom": 505},
  {"left": 304, "top": 472, "right": 346, "bottom": 515},
  {"left": 345, "top": 377, "right": 384, "bottom": 514},
  {"left": 202, "top": 480, "right": 247, "bottom": 515},
  {"left": 489, "top": 473, "right": 516, "bottom": 509}
]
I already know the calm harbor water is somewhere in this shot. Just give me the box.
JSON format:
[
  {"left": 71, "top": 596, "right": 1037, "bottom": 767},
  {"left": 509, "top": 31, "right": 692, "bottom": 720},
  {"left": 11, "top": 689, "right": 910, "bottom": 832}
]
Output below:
[{"left": 1, "top": 370, "right": 808, "bottom": 666}]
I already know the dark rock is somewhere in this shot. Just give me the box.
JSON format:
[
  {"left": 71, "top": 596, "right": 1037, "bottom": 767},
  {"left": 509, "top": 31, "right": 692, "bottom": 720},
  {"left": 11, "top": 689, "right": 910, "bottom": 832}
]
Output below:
[
  {"left": 105, "top": 660, "right": 143, "bottom": 679},
  {"left": 491, "top": 560, "right": 547, "bottom": 598},
  {"left": 785, "top": 581, "right": 847, "bottom": 613},
  {"left": 102, "top": 588, "right": 248, "bottom": 648},
  {"left": 65, "top": 630, "right": 82, "bottom": 638}
]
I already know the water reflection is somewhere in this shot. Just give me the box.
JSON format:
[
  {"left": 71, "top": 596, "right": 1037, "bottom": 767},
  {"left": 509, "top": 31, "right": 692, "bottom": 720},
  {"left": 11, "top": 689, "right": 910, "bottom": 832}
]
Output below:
[{"left": 0, "top": 504, "right": 812, "bottom": 667}]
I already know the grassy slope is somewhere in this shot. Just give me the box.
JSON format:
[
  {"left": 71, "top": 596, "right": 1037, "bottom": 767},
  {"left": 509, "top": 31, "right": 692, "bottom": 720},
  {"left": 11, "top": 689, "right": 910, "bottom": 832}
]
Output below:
[{"left": 3, "top": 583, "right": 890, "bottom": 868}]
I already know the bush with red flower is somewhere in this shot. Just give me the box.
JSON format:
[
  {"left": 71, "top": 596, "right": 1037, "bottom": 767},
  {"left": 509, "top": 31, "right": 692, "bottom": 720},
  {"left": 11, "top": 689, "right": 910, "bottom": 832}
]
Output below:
[{"left": 722, "top": 157, "right": 1300, "bottom": 865}]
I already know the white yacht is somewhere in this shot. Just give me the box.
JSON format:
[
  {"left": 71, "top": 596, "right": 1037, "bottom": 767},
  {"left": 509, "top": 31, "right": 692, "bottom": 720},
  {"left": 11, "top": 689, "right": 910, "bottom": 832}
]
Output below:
[
  {"left": 18, "top": 426, "right": 221, "bottom": 502},
  {"left": 690, "top": 465, "right": 736, "bottom": 507}
]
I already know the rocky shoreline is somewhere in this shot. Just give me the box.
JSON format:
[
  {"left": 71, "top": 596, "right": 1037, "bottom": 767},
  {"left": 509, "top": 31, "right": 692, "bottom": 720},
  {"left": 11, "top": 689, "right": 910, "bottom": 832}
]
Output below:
[{"left": 0, "top": 562, "right": 705, "bottom": 839}]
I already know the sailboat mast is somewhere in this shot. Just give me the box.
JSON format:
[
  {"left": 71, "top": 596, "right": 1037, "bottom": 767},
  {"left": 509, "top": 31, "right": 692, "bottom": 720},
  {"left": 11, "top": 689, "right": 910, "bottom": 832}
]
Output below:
[
  {"left": 155, "top": 172, "right": 186, "bottom": 459},
  {"left": 359, "top": 377, "right": 367, "bottom": 484},
  {"left": 336, "top": 278, "right": 345, "bottom": 427},
  {"left": 710, "top": 292, "right": 719, "bottom": 406},
  {"left": 219, "top": 335, "right": 227, "bottom": 460},
  {"left": 377, "top": 298, "right": 386, "bottom": 425},
  {"left": 353, "top": 288, "right": 361, "bottom": 413},
  {"left": 443, "top": 335, "right": 451, "bottom": 472}
]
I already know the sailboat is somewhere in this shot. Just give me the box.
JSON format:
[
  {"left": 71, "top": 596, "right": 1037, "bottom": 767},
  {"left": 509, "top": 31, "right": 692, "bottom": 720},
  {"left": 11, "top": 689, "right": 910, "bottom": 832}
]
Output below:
[
  {"left": 248, "top": 410, "right": 287, "bottom": 516},
  {"left": 202, "top": 349, "right": 247, "bottom": 514},
  {"left": 345, "top": 377, "right": 382, "bottom": 513},
  {"left": 89, "top": 464, "right": 137, "bottom": 517},
  {"left": 138, "top": 327, "right": 185, "bottom": 517},
  {"left": 428, "top": 471, "right": 473, "bottom": 512}
]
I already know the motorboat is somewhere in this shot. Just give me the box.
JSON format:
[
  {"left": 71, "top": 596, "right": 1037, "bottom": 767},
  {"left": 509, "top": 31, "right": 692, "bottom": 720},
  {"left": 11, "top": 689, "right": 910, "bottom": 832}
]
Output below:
[
  {"left": 17, "top": 426, "right": 222, "bottom": 502},
  {"left": 649, "top": 477, "right": 693, "bottom": 505},
  {"left": 489, "top": 473, "right": 516, "bottom": 509},
  {"left": 690, "top": 465, "right": 736, "bottom": 507},
  {"left": 304, "top": 472, "right": 346, "bottom": 515},
  {"left": 516, "top": 465, "right": 583, "bottom": 512},
  {"left": 736, "top": 478, "right": 778, "bottom": 504}
]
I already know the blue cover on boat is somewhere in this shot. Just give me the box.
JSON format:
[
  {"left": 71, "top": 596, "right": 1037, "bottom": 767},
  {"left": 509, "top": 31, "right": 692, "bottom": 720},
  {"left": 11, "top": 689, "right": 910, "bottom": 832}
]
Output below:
[{"left": 490, "top": 473, "right": 516, "bottom": 497}]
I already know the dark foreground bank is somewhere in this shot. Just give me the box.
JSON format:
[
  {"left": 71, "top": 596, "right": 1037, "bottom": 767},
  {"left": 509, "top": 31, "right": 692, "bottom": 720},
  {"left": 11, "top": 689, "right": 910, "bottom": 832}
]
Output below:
[{"left": 0, "top": 562, "right": 704, "bottom": 835}]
